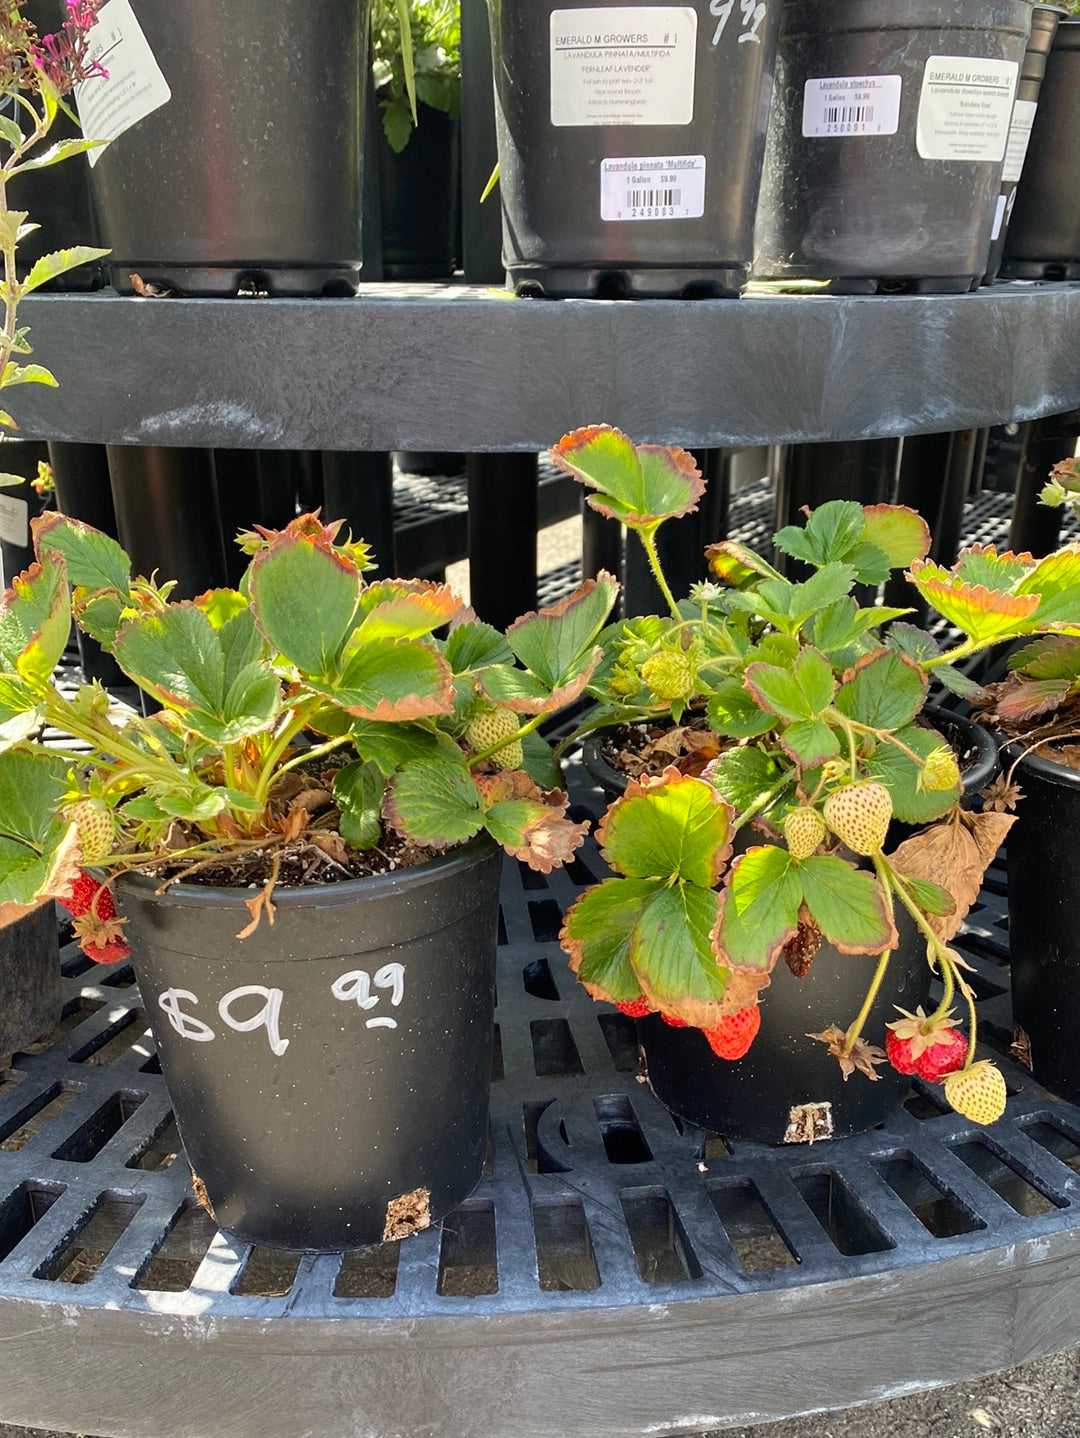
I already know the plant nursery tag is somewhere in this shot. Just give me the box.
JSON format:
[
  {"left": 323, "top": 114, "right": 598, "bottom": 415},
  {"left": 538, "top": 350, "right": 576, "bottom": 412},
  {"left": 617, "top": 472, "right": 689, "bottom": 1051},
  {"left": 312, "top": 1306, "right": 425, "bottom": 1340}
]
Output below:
[
  {"left": 1000, "top": 98, "right": 1038, "bottom": 185},
  {"left": 0, "top": 493, "right": 26, "bottom": 554},
  {"left": 915, "top": 56, "right": 1018, "bottom": 162},
  {"left": 801, "top": 75, "right": 902, "bottom": 138},
  {"left": 550, "top": 7, "right": 697, "bottom": 127},
  {"left": 600, "top": 154, "right": 705, "bottom": 220},
  {"left": 75, "top": 0, "right": 171, "bottom": 168}
]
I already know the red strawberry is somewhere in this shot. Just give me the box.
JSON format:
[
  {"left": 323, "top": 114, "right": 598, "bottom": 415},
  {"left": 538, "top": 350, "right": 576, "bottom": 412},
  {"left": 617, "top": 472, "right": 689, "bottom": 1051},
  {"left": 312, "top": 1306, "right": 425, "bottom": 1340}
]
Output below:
[
  {"left": 661, "top": 1013, "right": 688, "bottom": 1028},
  {"left": 703, "top": 1006, "right": 760, "bottom": 1060},
  {"left": 81, "top": 935, "right": 131, "bottom": 966},
  {"left": 62, "top": 868, "right": 117, "bottom": 920},
  {"left": 886, "top": 1007, "right": 968, "bottom": 1081},
  {"left": 616, "top": 997, "right": 651, "bottom": 1019}
]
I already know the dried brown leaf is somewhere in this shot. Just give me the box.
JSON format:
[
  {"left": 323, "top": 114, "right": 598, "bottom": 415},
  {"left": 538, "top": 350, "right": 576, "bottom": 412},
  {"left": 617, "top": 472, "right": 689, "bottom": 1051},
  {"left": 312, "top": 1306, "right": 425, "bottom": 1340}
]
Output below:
[{"left": 888, "top": 807, "right": 1012, "bottom": 943}]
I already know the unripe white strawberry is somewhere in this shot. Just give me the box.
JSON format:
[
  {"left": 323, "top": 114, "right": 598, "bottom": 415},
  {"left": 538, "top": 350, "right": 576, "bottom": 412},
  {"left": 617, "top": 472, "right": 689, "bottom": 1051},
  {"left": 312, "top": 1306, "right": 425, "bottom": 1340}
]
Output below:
[
  {"left": 919, "top": 744, "right": 961, "bottom": 793},
  {"left": 822, "top": 781, "right": 892, "bottom": 856},
  {"left": 783, "top": 807, "right": 827, "bottom": 861},
  {"left": 943, "top": 1061, "right": 1007, "bottom": 1125},
  {"left": 464, "top": 705, "right": 523, "bottom": 769},
  {"left": 62, "top": 798, "right": 118, "bottom": 866}
]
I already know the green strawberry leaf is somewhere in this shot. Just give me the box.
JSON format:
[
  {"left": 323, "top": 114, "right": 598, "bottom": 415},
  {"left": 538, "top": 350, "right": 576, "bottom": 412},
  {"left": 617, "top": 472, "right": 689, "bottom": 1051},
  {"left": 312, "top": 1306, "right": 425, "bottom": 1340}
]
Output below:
[
  {"left": 902, "top": 875, "right": 955, "bottom": 919},
  {"left": 706, "top": 745, "right": 783, "bottom": 814},
  {"left": 353, "top": 580, "right": 459, "bottom": 642},
  {"left": 835, "top": 647, "right": 927, "bottom": 731},
  {"left": 333, "top": 759, "right": 385, "bottom": 849},
  {"left": 350, "top": 719, "right": 443, "bottom": 776},
  {"left": 562, "top": 877, "right": 664, "bottom": 1003},
  {"left": 313, "top": 637, "right": 454, "bottom": 720},
  {"left": 444, "top": 620, "right": 513, "bottom": 672},
  {"left": 799, "top": 854, "right": 898, "bottom": 954},
  {"left": 0, "top": 549, "right": 70, "bottom": 686},
  {"left": 860, "top": 504, "right": 931, "bottom": 570},
  {"left": 786, "top": 564, "right": 859, "bottom": 626},
  {"left": 520, "top": 729, "right": 561, "bottom": 790},
  {"left": 384, "top": 742, "right": 484, "bottom": 848},
  {"left": 715, "top": 845, "right": 803, "bottom": 971},
  {"left": 506, "top": 573, "right": 618, "bottom": 687},
  {"left": 779, "top": 717, "right": 841, "bottom": 769},
  {"left": 908, "top": 561, "right": 1041, "bottom": 642},
  {"left": 773, "top": 500, "right": 865, "bottom": 568},
  {"left": 629, "top": 883, "right": 726, "bottom": 1012},
  {"left": 248, "top": 529, "right": 361, "bottom": 677},
  {"left": 598, "top": 771, "right": 733, "bottom": 887},
  {"left": 744, "top": 647, "right": 835, "bottom": 722},
  {"left": 866, "top": 722, "right": 959, "bottom": 824},
  {"left": 33, "top": 512, "right": 132, "bottom": 594},
  {"left": 551, "top": 425, "right": 703, "bottom": 529},
  {"left": 708, "top": 678, "right": 776, "bottom": 738}
]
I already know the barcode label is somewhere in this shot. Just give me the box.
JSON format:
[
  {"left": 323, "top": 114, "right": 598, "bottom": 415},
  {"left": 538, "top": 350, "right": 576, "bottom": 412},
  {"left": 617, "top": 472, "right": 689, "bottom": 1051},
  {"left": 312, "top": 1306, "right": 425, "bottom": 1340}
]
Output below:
[
  {"left": 803, "top": 75, "right": 901, "bottom": 138},
  {"left": 601, "top": 155, "right": 705, "bottom": 221}
]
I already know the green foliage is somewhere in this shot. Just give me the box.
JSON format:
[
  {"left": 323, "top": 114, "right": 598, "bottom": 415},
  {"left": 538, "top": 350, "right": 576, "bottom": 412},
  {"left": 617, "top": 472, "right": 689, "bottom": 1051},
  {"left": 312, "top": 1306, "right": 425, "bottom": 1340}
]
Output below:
[
  {"left": 0, "top": 511, "right": 618, "bottom": 906},
  {"left": 371, "top": 0, "right": 460, "bottom": 152}
]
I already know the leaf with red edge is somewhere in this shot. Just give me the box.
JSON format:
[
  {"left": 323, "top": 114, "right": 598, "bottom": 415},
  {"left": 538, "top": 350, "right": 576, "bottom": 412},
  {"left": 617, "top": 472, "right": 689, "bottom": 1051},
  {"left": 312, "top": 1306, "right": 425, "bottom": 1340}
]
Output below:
[
  {"left": 248, "top": 529, "right": 361, "bottom": 676},
  {"left": 483, "top": 799, "right": 588, "bottom": 872},
  {"left": 906, "top": 560, "right": 1041, "bottom": 642},
  {"left": 595, "top": 768, "right": 734, "bottom": 887},
  {"left": 311, "top": 637, "right": 455, "bottom": 720},
  {"left": 629, "top": 883, "right": 727, "bottom": 1018},
  {"left": 1015, "top": 545, "right": 1080, "bottom": 628},
  {"left": 353, "top": 582, "right": 460, "bottom": 641},
  {"left": 861, "top": 504, "right": 931, "bottom": 569},
  {"left": 477, "top": 650, "right": 600, "bottom": 715},
  {"left": 0, "top": 552, "right": 71, "bottom": 687},
  {"left": 505, "top": 573, "right": 618, "bottom": 687},
  {"left": 561, "top": 877, "right": 666, "bottom": 1004},
  {"left": 798, "top": 853, "right": 898, "bottom": 955},
  {"left": 550, "top": 425, "right": 703, "bottom": 529},
  {"left": 383, "top": 740, "right": 483, "bottom": 847},
  {"left": 705, "top": 538, "right": 785, "bottom": 589}
]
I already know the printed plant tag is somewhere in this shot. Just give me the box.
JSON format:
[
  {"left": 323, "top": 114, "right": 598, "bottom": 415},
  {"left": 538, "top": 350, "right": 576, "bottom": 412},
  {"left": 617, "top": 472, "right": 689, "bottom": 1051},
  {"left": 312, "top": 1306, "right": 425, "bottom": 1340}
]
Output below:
[
  {"left": 1001, "top": 98, "right": 1037, "bottom": 185},
  {"left": 601, "top": 154, "right": 705, "bottom": 220},
  {"left": 550, "top": 7, "right": 697, "bottom": 127},
  {"left": 916, "top": 56, "right": 1017, "bottom": 162},
  {"left": 0, "top": 493, "right": 27, "bottom": 552},
  {"left": 75, "top": 0, "right": 171, "bottom": 167},
  {"left": 802, "top": 75, "right": 902, "bottom": 138}
]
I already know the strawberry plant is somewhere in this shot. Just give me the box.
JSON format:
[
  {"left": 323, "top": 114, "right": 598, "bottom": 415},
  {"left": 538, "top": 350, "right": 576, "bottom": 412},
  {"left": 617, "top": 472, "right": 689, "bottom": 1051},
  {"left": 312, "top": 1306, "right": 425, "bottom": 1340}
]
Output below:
[
  {"left": 553, "top": 425, "right": 1080, "bottom": 1124},
  {"left": 0, "top": 510, "right": 618, "bottom": 961}
]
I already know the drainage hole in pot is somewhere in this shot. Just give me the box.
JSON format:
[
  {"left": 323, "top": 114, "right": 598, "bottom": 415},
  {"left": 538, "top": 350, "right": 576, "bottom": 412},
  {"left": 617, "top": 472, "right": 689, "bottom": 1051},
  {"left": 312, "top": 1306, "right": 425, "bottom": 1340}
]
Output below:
[
  {"left": 532, "top": 1196, "right": 600, "bottom": 1292},
  {"left": 36, "top": 1193, "right": 144, "bottom": 1284},
  {"left": 1020, "top": 1117, "right": 1080, "bottom": 1177},
  {"left": 594, "top": 1095, "right": 652, "bottom": 1165},
  {"left": 949, "top": 1137, "right": 1064, "bottom": 1218},
  {"left": 69, "top": 1008, "right": 148, "bottom": 1067},
  {"left": 522, "top": 955, "right": 561, "bottom": 998},
  {"left": 51, "top": 1090, "right": 147, "bottom": 1163},
  {"left": 874, "top": 1155, "right": 985, "bottom": 1238},
  {"left": 792, "top": 1169, "right": 893, "bottom": 1257},
  {"left": 333, "top": 1243, "right": 400, "bottom": 1299},
  {"left": 126, "top": 1112, "right": 181, "bottom": 1172},
  {"left": 133, "top": 1202, "right": 218, "bottom": 1293},
  {"left": 706, "top": 1180, "right": 799, "bottom": 1273},
  {"left": 0, "top": 1181, "right": 65, "bottom": 1262},
  {"left": 527, "top": 902, "right": 564, "bottom": 946},
  {"left": 0, "top": 1081, "right": 84, "bottom": 1151},
  {"left": 232, "top": 1245, "right": 303, "bottom": 1298},
  {"left": 597, "top": 1012, "right": 639, "bottom": 1073},
  {"left": 530, "top": 1018, "right": 584, "bottom": 1077},
  {"left": 620, "top": 1187, "right": 700, "bottom": 1284},
  {"left": 436, "top": 1199, "right": 498, "bottom": 1297}
]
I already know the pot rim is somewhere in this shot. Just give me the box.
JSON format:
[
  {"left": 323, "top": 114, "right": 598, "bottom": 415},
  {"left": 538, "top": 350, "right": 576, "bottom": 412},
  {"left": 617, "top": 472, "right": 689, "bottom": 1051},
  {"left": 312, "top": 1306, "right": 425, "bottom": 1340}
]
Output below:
[
  {"left": 1002, "top": 737, "right": 1080, "bottom": 789},
  {"left": 113, "top": 830, "right": 499, "bottom": 911}
]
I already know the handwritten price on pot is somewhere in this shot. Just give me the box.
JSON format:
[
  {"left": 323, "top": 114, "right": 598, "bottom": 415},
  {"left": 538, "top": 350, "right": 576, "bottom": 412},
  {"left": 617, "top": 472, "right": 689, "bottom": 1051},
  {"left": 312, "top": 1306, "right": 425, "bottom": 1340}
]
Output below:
[{"left": 156, "top": 962, "right": 407, "bottom": 1055}]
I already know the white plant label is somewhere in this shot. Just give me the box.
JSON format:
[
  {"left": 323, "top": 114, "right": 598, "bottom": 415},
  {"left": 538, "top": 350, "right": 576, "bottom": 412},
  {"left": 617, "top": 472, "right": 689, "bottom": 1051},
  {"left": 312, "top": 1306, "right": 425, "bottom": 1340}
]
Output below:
[
  {"left": 0, "top": 493, "right": 27, "bottom": 552},
  {"left": 550, "top": 7, "right": 697, "bottom": 127},
  {"left": 1001, "top": 98, "right": 1038, "bottom": 185},
  {"left": 601, "top": 154, "right": 705, "bottom": 220},
  {"left": 801, "top": 75, "right": 902, "bottom": 138},
  {"left": 75, "top": 0, "right": 171, "bottom": 167},
  {"left": 990, "top": 192, "right": 1009, "bottom": 242},
  {"left": 157, "top": 963, "right": 407, "bottom": 1054},
  {"left": 916, "top": 56, "right": 1018, "bottom": 162}
]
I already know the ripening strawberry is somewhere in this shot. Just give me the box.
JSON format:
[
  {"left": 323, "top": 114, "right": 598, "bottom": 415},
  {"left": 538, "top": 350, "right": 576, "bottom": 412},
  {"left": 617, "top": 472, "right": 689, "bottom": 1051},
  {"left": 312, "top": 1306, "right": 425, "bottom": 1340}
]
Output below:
[
  {"left": 62, "top": 798, "right": 118, "bottom": 866},
  {"left": 823, "top": 781, "right": 893, "bottom": 856},
  {"left": 640, "top": 651, "right": 695, "bottom": 702},
  {"left": 61, "top": 868, "right": 118, "bottom": 921},
  {"left": 81, "top": 935, "right": 131, "bottom": 966},
  {"left": 703, "top": 1006, "right": 760, "bottom": 1060},
  {"left": 783, "top": 807, "right": 827, "bottom": 861},
  {"left": 943, "top": 1061, "right": 1007, "bottom": 1125},
  {"left": 464, "top": 705, "right": 523, "bottom": 769}
]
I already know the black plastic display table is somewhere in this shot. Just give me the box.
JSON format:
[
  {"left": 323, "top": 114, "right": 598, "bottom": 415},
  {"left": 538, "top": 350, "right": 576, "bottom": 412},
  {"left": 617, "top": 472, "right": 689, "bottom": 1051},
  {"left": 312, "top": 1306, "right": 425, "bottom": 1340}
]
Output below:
[{"left": 18, "top": 280, "right": 1080, "bottom": 452}]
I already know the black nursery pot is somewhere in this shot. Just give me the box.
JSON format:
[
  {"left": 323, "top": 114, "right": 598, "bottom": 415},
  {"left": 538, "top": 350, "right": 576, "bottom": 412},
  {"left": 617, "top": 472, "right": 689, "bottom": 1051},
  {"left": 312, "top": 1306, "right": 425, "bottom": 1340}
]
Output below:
[
  {"left": 753, "top": 0, "right": 1036, "bottom": 292},
  {"left": 1004, "top": 746, "right": 1080, "bottom": 1104},
  {"left": 487, "top": 0, "right": 782, "bottom": 298},
  {"left": 0, "top": 904, "right": 61, "bottom": 1065},
  {"left": 581, "top": 708, "right": 995, "bottom": 1143},
  {"left": 117, "top": 836, "right": 502, "bottom": 1251},
  {"left": 80, "top": 0, "right": 369, "bottom": 296},
  {"left": 1000, "top": 20, "right": 1080, "bottom": 281},
  {"left": 377, "top": 101, "right": 460, "bottom": 280}
]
